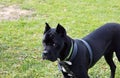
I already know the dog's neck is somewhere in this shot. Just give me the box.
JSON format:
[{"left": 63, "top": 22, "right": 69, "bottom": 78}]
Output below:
[{"left": 59, "top": 36, "right": 73, "bottom": 61}]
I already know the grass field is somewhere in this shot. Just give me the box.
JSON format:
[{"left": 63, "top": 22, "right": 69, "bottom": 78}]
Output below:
[{"left": 0, "top": 0, "right": 120, "bottom": 78}]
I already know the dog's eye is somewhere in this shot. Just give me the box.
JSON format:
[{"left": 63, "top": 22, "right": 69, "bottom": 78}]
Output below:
[{"left": 46, "top": 42, "right": 55, "bottom": 46}]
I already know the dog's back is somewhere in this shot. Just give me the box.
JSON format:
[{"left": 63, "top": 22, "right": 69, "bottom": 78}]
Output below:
[{"left": 83, "top": 23, "right": 120, "bottom": 64}]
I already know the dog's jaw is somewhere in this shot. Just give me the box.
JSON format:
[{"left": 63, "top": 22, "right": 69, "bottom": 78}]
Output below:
[{"left": 42, "top": 51, "right": 58, "bottom": 62}]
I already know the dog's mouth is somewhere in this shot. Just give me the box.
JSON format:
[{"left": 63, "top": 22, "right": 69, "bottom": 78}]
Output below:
[
  {"left": 42, "top": 55, "right": 48, "bottom": 60},
  {"left": 42, "top": 54, "right": 57, "bottom": 62}
]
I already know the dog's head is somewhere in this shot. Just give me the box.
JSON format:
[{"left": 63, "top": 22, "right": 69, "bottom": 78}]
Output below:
[{"left": 42, "top": 23, "right": 67, "bottom": 62}]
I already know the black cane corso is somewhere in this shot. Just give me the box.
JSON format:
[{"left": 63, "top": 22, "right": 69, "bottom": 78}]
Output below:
[{"left": 42, "top": 23, "right": 120, "bottom": 78}]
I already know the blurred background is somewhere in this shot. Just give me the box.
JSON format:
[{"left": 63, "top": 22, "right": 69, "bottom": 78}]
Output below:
[{"left": 0, "top": 0, "right": 120, "bottom": 78}]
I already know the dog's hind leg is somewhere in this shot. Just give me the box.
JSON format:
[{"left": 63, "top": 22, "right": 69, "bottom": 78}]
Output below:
[
  {"left": 115, "top": 48, "right": 120, "bottom": 62},
  {"left": 104, "top": 52, "right": 116, "bottom": 78},
  {"left": 113, "top": 32, "right": 120, "bottom": 62},
  {"left": 114, "top": 39, "right": 120, "bottom": 62}
]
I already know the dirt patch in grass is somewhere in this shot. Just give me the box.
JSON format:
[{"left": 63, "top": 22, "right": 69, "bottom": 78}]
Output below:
[{"left": 0, "top": 4, "right": 33, "bottom": 21}]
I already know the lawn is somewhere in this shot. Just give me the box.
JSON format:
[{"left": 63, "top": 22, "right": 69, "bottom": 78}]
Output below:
[{"left": 0, "top": 0, "right": 120, "bottom": 78}]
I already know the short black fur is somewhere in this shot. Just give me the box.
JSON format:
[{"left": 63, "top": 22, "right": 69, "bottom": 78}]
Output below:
[{"left": 42, "top": 23, "right": 120, "bottom": 78}]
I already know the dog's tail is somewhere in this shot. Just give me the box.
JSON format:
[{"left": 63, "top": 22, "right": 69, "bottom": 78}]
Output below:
[{"left": 115, "top": 51, "right": 120, "bottom": 62}]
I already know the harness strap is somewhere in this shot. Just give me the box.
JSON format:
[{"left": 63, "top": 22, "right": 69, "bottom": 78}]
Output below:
[
  {"left": 80, "top": 39, "right": 93, "bottom": 67},
  {"left": 58, "top": 39, "right": 93, "bottom": 77}
]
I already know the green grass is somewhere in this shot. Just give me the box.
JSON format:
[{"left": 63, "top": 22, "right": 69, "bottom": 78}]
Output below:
[{"left": 0, "top": 0, "right": 120, "bottom": 78}]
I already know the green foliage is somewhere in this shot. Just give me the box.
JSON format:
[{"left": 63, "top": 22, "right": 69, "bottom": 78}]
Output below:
[{"left": 0, "top": 0, "right": 120, "bottom": 78}]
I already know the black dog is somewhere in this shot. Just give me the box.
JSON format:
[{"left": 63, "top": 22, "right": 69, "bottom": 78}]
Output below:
[{"left": 42, "top": 23, "right": 120, "bottom": 78}]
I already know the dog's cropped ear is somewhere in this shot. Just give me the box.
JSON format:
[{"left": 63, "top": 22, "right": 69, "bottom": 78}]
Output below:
[
  {"left": 56, "top": 23, "right": 66, "bottom": 37},
  {"left": 44, "top": 23, "right": 51, "bottom": 34}
]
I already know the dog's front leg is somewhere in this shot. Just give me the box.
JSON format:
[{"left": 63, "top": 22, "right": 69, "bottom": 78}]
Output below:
[
  {"left": 62, "top": 72, "right": 71, "bottom": 78},
  {"left": 72, "top": 66, "right": 89, "bottom": 78},
  {"left": 62, "top": 66, "right": 89, "bottom": 78},
  {"left": 75, "top": 72, "right": 89, "bottom": 78}
]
